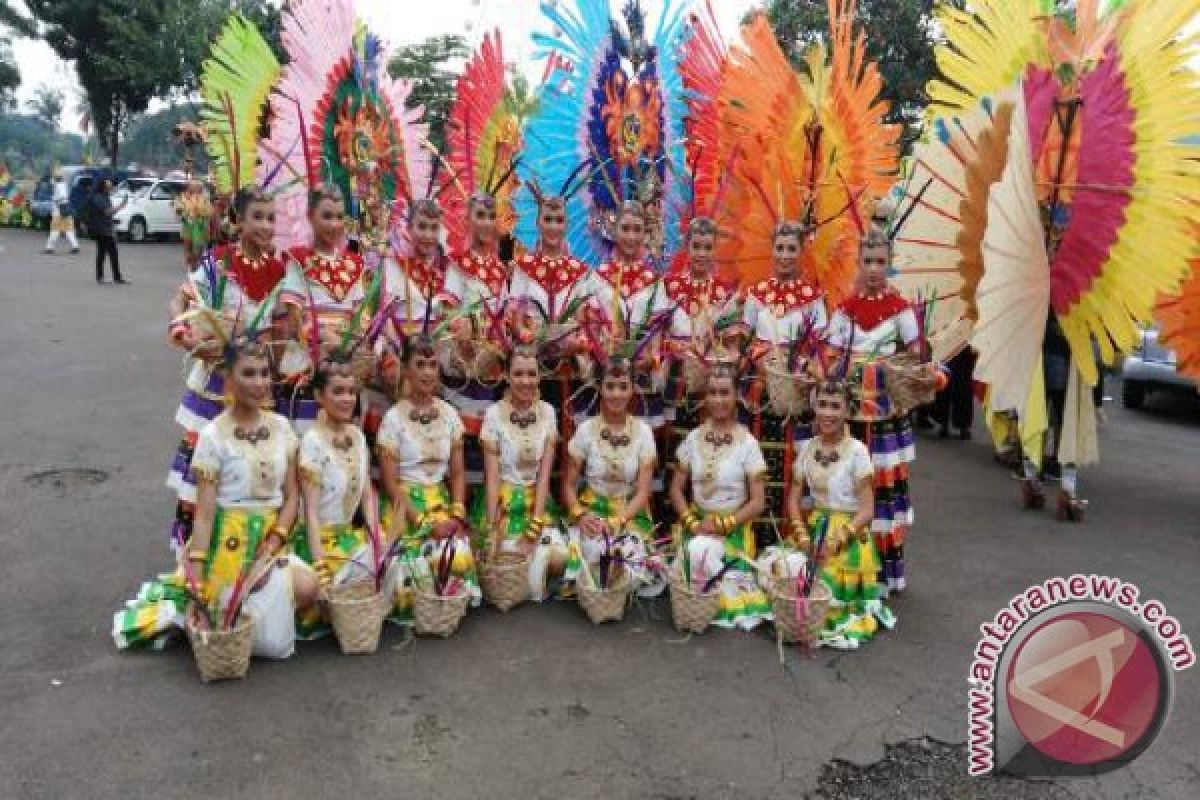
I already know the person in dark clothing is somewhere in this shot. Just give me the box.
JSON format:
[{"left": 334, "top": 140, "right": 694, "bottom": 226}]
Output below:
[
  {"left": 933, "top": 347, "right": 977, "bottom": 439},
  {"left": 92, "top": 179, "right": 128, "bottom": 284}
]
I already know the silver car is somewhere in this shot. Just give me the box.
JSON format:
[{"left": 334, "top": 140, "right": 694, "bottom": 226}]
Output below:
[{"left": 1121, "top": 325, "right": 1197, "bottom": 409}]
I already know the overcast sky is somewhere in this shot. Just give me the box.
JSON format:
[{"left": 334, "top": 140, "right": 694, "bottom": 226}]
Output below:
[{"left": 6, "top": 0, "right": 764, "bottom": 134}]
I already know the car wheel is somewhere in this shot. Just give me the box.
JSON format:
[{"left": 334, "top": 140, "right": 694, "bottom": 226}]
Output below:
[
  {"left": 129, "top": 217, "right": 148, "bottom": 243},
  {"left": 1122, "top": 380, "right": 1146, "bottom": 410}
]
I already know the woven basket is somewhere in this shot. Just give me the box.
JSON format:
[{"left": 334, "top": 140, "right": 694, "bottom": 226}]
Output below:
[
  {"left": 186, "top": 615, "right": 254, "bottom": 683},
  {"left": 413, "top": 588, "right": 471, "bottom": 637},
  {"left": 882, "top": 353, "right": 936, "bottom": 415},
  {"left": 669, "top": 572, "right": 721, "bottom": 634},
  {"left": 763, "top": 352, "right": 813, "bottom": 417},
  {"left": 327, "top": 582, "right": 389, "bottom": 655},
  {"left": 480, "top": 552, "right": 531, "bottom": 612},
  {"left": 577, "top": 566, "right": 631, "bottom": 624},
  {"left": 769, "top": 581, "right": 832, "bottom": 644}
]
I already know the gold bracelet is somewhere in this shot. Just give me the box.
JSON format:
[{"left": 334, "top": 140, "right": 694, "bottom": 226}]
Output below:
[
  {"left": 723, "top": 515, "right": 737, "bottom": 535},
  {"left": 449, "top": 502, "right": 467, "bottom": 518},
  {"left": 568, "top": 504, "right": 585, "bottom": 523},
  {"left": 186, "top": 549, "right": 207, "bottom": 563}
]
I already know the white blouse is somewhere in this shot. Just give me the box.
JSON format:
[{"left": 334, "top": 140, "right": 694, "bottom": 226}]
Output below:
[
  {"left": 743, "top": 294, "right": 828, "bottom": 346},
  {"left": 191, "top": 411, "right": 298, "bottom": 508},
  {"left": 676, "top": 424, "right": 768, "bottom": 513},
  {"left": 280, "top": 253, "right": 369, "bottom": 313},
  {"left": 443, "top": 262, "right": 508, "bottom": 311},
  {"left": 793, "top": 434, "right": 874, "bottom": 513},
  {"left": 827, "top": 307, "right": 919, "bottom": 357},
  {"left": 377, "top": 398, "right": 464, "bottom": 485},
  {"left": 480, "top": 398, "right": 558, "bottom": 487},
  {"left": 567, "top": 416, "right": 657, "bottom": 501},
  {"left": 298, "top": 421, "right": 369, "bottom": 526}
]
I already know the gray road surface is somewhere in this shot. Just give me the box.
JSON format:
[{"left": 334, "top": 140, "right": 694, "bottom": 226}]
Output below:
[{"left": 1, "top": 229, "right": 1197, "bottom": 799}]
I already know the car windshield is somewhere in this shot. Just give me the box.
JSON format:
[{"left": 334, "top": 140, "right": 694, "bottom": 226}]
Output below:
[{"left": 117, "top": 179, "right": 155, "bottom": 196}]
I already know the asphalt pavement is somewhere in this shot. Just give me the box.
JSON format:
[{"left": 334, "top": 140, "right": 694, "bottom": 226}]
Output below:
[{"left": 1, "top": 229, "right": 1197, "bottom": 799}]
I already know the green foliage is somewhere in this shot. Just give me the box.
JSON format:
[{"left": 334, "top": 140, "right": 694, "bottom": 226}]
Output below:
[
  {"left": 763, "top": 0, "right": 964, "bottom": 149},
  {"left": 0, "top": 36, "right": 18, "bottom": 110},
  {"left": 26, "top": 84, "right": 64, "bottom": 130},
  {"left": 388, "top": 34, "right": 470, "bottom": 153},
  {"left": 122, "top": 104, "right": 210, "bottom": 173},
  {"left": 21, "top": 0, "right": 281, "bottom": 166},
  {"left": 0, "top": 113, "right": 85, "bottom": 173}
]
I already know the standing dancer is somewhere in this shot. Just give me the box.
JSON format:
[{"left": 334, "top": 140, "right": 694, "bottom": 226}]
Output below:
[
  {"left": 828, "top": 226, "right": 938, "bottom": 593},
  {"left": 740, "top": 221, "right": 827, "bottom": 548}
]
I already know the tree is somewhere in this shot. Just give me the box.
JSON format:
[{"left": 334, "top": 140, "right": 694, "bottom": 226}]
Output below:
[
  {"left": 26, "top": 84, "right": 63, "bottom": 130},
  {"left": 763, "top": 0, "right": 964, "bottom": 149},
  {"left": 0, "top": 36, "right": 18, "bottom": 111},
  {"left": 388, "top": 34, "right": 470, "bottom": 153}
]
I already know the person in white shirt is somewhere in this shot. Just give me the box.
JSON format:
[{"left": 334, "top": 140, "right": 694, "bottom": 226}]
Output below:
[{"left": 44, "top": 175, "right": 79, "bottom": 254}]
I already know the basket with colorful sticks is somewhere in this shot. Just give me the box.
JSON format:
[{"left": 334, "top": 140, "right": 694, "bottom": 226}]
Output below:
[
  {"left": 181, "top": 554, "right": 267, "bottom": 683},
  {"left": 762, "top": 350, "right": 815, "bottom": 417},
  {"left": 324, "top": 515, "right": 395, "bottom": 655},
  {"left": 576, "top": 534, "right": 631, "bottom": 624},
  {"left": 767, "top": 517, "right": 833, "bottom": 645},
  {"left": 412, "top": 539, "right": 471, "bottom": 637},
  {"left": 479, "top": 523, "right": 532, "bottom": 613},
  {"left": 668, "top": 544, "right": 721, "bottom": 634},
  {"left": 882, "top": 290, "right": 940, "bottom": 414}
]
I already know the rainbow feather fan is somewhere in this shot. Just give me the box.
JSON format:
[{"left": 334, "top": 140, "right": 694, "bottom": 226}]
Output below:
[
  {"left": 520, "top": 0, "right": 694, "bottom": 267},
  {"left": 261, "top": 0, "right": 431, "bottom": 251},
  {"left": 199, "top": 13, "right": 282, "bottom": 195},
  {"left": 716, "top": 2, "right": 899, "bottom": 299}
]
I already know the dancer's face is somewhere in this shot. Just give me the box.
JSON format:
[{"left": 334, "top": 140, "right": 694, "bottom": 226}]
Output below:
[
  {"left": 241, "top": 199, "right": 275, "bottom": 254},
  {"left": 814, "top": 391, "right": 848, "bottom": 437},
  {"left": 600, "top": 371, "right": 633, "bottom": 417},
  {"left": 772, "top": 231, "right": 801, "bottom": 277},
  {"left": 407, "top": 351, "right": 441, "bottom": 398},
  {"left": 615, "top": 212, "right": 644, "bottom": 262},
  {"left": 230, "top": 352, "right": 272, "bottom": 410},
  {"left": 687, "top": 230, "right": 716, "bottom": 276},
  {"left": 538, "top": 203, "right": 566, "bottom": 251},
  {"left": 859, "top": 241, "right": 890, "bottom": 294},
  {"left": 705, "top": 374, "right": 736, "bottom": 423},
  {"left": 318, "top": 372, "right": 359, "bottom": 424},
  {"left": 309, "top": 197, "right": 346, "bottom": 250},
  {"left": 508, "top": 353, "right": 539, "bottom": 406},
  {"left": 470, "top": 201, "right": 497, "bottom": 247},
  {"left": 410, "top": 213, "right": 441, "bottom": 260}
]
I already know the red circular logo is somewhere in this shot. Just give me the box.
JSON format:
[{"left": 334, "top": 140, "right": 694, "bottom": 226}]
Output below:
[{"left": 1006, "top": 611, "right": 1163, "bottom": 766}]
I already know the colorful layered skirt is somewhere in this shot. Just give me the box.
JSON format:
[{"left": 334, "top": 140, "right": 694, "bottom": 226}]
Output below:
[
  {"left": 382, "top": 482, "right": 481, "bottom": 622},
  {"left": 810, "top": 508, "right": 895, "bottom": 650},
  {"left": 290, "top": 521, "right": 373, "bottom": 639},
  {"left": 474, "top": 483, "right": 582, "bottom": 601},
  {"left": 678, "top": 509, "right": 772, "bottom": 630},
  {"left": 113, "top": 507, "right": 300, "bottom": 658},
  {"left": 572, "top": 488, "right": 666, "bottom": 597}
]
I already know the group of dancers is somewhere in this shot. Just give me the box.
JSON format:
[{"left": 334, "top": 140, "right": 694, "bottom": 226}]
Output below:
[
  {"left": 113, "top": 182, "right": 942, "bottom": 658},
  {"left": 108, "top": 0, "right": 1199, "bottom": 672}
]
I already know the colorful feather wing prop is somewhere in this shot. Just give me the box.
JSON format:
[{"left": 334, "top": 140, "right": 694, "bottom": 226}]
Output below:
[
  {"left": 200, "top": 14, "right": 281, "bottom": 195},
  {"left": 929, "top": 0, "right": 1050, "bottom": 115},
  {"left": 892, "top": 92, "right": 1016, "bottom": 362},
  {"left": 1052, "top": 0, "right": 1200, "bottom": 383},
  {"left": 970, "top": 92, "right": 1049, "bottom": 416},
  {"left": 1156, "top": 225, "right": 1200, "bottom": 380}
]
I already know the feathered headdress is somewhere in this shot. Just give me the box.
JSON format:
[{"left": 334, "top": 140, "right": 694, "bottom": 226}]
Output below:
[
  {"left": 521, "top": 0, "right": 694, "bottom": 266},
  {"left": 440, "top": 30, "right": 527, "bottom": 255},
  {"left": 716, "top": 2, "right": 900, "bottom": 300},
  {"left": 259, "top": 0, "right": 431, "bottom": 252},
  {"left": 199, "top": 14, "right": 282, "bottom": 196}
]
